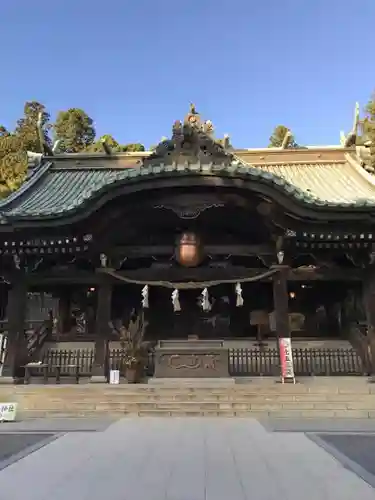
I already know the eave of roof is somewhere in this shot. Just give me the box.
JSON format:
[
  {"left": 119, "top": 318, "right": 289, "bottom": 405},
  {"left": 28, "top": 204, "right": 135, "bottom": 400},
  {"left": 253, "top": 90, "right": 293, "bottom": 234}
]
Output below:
[{"left": 0, "top": 147, "right": 374, "bottom": 224}]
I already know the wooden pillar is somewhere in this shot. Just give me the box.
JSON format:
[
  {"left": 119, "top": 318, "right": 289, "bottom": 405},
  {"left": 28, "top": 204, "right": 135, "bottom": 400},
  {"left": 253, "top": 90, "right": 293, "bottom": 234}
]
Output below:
[
  {"left": 362, "top": 267, "right": 375, "bottom": 374},
  {"left": 272, "top": 265, "right": 290, "bottom": 340},
  {"left": 1, "top": 280, "right": 28, "bottom": 381},
  {"left": 91, "top": 283, "right": 112, "bottom": 383},
  {"left": 57, "top": 290, "right": 71, "bottom": 336}
]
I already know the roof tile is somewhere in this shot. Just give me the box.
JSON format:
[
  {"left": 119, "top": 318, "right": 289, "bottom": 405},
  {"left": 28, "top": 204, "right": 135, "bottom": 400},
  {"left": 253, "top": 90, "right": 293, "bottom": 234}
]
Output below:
[{"left": 0, "top": 155, "right": 375, "bottom": 221}]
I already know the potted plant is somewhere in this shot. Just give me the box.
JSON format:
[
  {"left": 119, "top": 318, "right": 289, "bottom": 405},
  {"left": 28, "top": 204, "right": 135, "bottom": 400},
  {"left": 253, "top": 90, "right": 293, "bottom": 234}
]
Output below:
[{"left": 118, "top": 310, "right": 148, "bottom": 383}]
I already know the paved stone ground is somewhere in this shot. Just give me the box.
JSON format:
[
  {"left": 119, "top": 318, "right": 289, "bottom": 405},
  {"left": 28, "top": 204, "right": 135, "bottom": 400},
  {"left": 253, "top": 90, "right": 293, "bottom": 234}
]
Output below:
[
  {"left": 261, "top": 417, "right": 375, "bottom": 433},
  {"left": 0, "top": 419, "right": 375, "bottom": 500}
]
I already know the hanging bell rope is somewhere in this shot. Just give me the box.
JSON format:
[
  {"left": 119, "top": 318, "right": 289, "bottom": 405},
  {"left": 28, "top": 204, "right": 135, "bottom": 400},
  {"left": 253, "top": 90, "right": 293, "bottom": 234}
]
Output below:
[
  {"left": 100, "top": 268, "right": 277, "bottom": 289},
  {"left": 171, "top": 289, "right": 181, "bottom": 312},
  {"left": 141, "top": 285, "right": 149, "bottom": 308},
  {"left": 200, "top": 288, "right": 211, "bottom": 312},
  {"left": 235, "top": 282, "right": 244, "bottom": 307}
]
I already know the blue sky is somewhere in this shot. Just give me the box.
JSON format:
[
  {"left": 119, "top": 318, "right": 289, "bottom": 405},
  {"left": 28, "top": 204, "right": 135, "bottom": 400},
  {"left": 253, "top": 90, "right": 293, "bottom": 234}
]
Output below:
[{"left": 1, "top": 0, "right": 375, "bottom": 148}]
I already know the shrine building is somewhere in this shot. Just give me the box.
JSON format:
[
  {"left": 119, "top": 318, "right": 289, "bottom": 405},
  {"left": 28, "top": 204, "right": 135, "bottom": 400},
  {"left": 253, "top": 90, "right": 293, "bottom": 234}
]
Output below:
[{"left": 0, "top": 104, "right": 374, "bottom": 380}]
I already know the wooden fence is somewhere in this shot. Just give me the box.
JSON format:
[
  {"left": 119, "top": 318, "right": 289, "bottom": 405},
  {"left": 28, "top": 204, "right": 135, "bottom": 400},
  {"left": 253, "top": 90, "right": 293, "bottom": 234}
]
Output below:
[
  {"left": 228, "top": 348, "right": 364, "bottom": 376},
  {"left": 37, "top": 346, "right": 365, "bottom": 379}
]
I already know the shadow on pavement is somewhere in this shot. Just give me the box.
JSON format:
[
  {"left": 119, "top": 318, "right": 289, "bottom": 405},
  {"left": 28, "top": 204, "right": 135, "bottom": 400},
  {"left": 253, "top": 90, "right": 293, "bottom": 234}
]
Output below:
[{"left": 0, "top": 433, "right": 55, "bottom": 465}]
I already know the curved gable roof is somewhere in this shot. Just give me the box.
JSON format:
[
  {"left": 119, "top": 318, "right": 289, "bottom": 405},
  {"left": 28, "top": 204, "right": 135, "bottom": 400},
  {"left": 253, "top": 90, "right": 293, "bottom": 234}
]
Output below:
[
  {"left": 1, "top": 107, "right": 375, "bottom": 224},
  {"left": 0, "top": 154, "right": 375, "bottom": 223}
]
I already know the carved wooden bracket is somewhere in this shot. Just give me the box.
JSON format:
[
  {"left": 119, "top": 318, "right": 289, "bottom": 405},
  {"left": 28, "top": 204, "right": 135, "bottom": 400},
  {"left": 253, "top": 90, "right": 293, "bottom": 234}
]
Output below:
[{"left": 153, "top": 194, "right": 224, "bottom": 219}]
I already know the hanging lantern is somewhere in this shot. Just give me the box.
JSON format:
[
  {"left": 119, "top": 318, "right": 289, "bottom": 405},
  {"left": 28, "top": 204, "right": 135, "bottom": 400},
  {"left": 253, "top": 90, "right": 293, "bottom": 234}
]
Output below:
[
  {"left": 171, "top": 289, "right": 181, "bottom": 312},
  {"left": 141, "top": 285, "right": 149, "bottom": 308},
  {"left": 235, "top": 282, "right": 244, "bottom": 307},
  {"left": 277, "top": 250, "right": 284, "bottom": 264},
  {"left": 175, "top": 232, "right": 203, "bottom": 267},
  {"left": 200, "top": 288, "right": 211, "bottom": 312},
  {"left": 100, "top": 253, "right": 108, "bottom": 268},
  {"left": 13, "top": 254, "right": 20, "bottom": 270}
]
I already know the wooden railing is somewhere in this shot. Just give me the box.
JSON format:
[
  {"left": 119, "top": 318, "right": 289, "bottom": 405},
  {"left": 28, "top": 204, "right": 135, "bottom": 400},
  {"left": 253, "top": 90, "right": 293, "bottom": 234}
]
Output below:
[
  {"left": 27, "top": 346, "right": 365, "bottom": 381},
  {"left": 228, "top": 347, "right": 364, "bottom": 376}
]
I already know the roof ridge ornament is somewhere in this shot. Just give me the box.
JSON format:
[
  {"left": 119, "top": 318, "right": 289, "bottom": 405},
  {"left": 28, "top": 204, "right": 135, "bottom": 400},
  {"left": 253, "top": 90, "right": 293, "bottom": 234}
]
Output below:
[
  {"left": 341, "top": 102, "right": 360, "bottom": 147},
  {"left": 143, "top": 103, "right": 237, "bottom": 168},
  {"left": 26, "top": 151, "right": 43, "bottom": 172},
  {"left": 52, "top": 140, "right": 61, "bottom": 154},
  {"left": 36, "top": 112, "right": 53, "bottom": 156}
]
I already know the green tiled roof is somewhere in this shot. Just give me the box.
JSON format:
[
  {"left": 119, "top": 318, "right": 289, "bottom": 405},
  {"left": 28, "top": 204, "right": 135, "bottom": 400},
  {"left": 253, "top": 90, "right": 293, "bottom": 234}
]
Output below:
[{"left": 1, "top": 154, "right": 375, "bottom": 222}]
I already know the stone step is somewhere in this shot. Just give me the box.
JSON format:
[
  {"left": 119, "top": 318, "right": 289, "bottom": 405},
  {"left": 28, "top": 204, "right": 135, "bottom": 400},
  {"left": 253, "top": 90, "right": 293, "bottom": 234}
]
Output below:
[
  {"left": 2, "top": 379, "right": 375, "bottom": 419},
  {"left": 3, "top": 387, "right": 375, "bottom": 396},
  {"left": 11, "top": 394, "right": 375, "bottom": 408},
  {"left": 16, "top": 408, "right": 374, "bottom": 419},
  {"left": 17, "top": 400, "right": 375, "bottom": 411}
]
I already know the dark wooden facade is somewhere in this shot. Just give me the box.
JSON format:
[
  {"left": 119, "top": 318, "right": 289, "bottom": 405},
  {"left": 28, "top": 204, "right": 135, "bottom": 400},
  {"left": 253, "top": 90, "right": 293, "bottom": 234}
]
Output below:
[{"left": 1, "top": 106, "right": 375, "bottom": 380}]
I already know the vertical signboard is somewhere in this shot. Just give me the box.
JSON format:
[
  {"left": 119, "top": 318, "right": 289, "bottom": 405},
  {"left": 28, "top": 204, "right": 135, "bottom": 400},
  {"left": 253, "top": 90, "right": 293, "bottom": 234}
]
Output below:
[
  {"left": 0, "top": 334, "right": 7, "bottom": 376},
  {"left": 279, "top": 337, "right": 295, "bottom": 383}
]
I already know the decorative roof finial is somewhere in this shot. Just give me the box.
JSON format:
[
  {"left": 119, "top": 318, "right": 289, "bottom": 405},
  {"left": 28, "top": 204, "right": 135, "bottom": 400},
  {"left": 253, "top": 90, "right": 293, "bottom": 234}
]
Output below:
[
  {"left": 101, "top": 137, "right": 112, "bottom": 155},
  {"left": 37, "top": 112, "right": 45, "bottom": 154},
  {"left": 281, "top": 129, "right": 292, "bottom": 149},
  {"left": 343, "top": 102, "right": 360, "bottom": 147},
  {"left": 190, "top": 103, "right": 198, "bottom": 115},
  {"left": 52, "top": 140, "right": 61, "bottom": 154},
  {"left": 36, "top": 112, "right": 53, "bottom": 156},
  {"left": 222, "top": 134, "right": 231, "bottom": 149},
  {"left": 353, "top": 102, "right": 360, "bottom": 133}
]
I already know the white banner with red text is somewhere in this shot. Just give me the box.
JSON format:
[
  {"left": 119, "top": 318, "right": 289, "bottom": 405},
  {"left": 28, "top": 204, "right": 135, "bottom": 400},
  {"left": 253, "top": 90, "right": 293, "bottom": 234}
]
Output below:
[{"left": 279, "top": 337, "right": 295, "bottom": 382}]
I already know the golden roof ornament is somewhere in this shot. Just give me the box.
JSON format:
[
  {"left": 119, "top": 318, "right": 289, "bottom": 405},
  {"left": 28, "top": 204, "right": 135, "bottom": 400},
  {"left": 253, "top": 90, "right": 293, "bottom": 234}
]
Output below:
[
  {"left": 189, "top": 103, "right": 198, "bottom": 115},
  {"left": 143, "top": 102, "right": 235, "bottom": 168},
  {"left": 185, "top": 103, "right": 201, "bottom": 127}
]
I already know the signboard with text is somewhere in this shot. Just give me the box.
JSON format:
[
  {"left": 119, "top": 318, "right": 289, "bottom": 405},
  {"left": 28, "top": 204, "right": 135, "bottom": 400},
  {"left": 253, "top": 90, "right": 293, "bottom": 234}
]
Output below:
[
  {"left": 109, "top": 370, "right": 120, "bottom": 385},
  {"left": 278, "top": 338, "right": 295, "bottom": 383},
  {"left": 0, "top": 402, "right": 18, "bottom": 421}
]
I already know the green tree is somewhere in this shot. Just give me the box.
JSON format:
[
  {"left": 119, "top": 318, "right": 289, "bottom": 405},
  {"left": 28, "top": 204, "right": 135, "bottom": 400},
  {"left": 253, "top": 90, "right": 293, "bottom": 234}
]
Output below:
[
  {"left": 268, "top": 125, "right": 299, "bottom": 148},
  {"left": 122, "top": 143, "right": 145, "bottom": 152},
  {"left": 88, "top": 134, "right": 120, "bottom": 153},
  {"left": 0, "top": 133, "right": 27, "bottom": 197},
  {"left": 54, "top": 108, "right": 96, "bottom": 153},
  {"left": 88, "top": 135, "right": 145, "bottom": 153},
  {"left": 0, "top": 101, "right": 50, "bottom": 198},
  {"left": 362, "top": 94, "right": 375, "bottom": 166},
  {"left": 14, "top": 101, "right": 51, "bottom": 152},
  {"left": 0, "top": 126, "right": 9, "bottom": 138}
]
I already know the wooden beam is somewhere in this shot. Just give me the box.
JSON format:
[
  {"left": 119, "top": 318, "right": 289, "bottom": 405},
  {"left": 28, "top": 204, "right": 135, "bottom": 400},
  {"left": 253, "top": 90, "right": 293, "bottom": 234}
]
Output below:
[
  {"left": 289, "top": 267, "right": 362, "bottom": 281},
  {"left": 109, "top": 244, "right": 275, "bottom": 257},
  {"left": 25, "top": 265, "right": 363, "bottom": 285}
]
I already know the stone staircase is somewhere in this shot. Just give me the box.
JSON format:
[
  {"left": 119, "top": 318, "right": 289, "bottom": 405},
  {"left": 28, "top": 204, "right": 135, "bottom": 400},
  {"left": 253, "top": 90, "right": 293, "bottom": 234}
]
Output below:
[{"left": 1, "top": 377, "right": 375, "bottom": 419}]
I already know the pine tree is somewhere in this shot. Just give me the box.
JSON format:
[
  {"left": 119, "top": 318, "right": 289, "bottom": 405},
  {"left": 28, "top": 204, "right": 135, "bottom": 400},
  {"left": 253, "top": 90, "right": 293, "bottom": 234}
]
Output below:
[
  {"left": 268, "top": 125, "right": 299, "bottom": 148},
  {"left": 54, "top": 108, "right": 95, "bottom": 153}
]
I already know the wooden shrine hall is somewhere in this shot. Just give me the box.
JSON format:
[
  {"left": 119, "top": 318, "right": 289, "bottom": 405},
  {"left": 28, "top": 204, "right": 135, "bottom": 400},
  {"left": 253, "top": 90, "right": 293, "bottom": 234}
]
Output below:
[{"left": 0, "top": 103, "right": 375, "bottom": 381}]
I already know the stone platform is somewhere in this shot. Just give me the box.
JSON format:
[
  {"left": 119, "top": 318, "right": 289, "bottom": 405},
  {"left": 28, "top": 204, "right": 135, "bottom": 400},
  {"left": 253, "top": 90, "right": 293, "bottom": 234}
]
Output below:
[
  {"left": 154, "top": 339, "right": 229, "bottom": 378},
  {"left": 148, "top": 377, "right": 235, "bottom": 386}
]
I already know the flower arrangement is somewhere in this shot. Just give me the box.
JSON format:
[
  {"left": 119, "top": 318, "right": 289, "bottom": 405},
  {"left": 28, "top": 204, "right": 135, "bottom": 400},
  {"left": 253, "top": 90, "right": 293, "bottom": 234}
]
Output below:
[{"left": 118, "top": 310, "right": 148, "bottom": 380}]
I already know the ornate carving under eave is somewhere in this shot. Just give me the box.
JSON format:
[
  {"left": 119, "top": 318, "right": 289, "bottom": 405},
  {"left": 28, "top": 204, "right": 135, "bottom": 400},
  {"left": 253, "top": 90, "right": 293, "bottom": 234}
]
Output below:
[
  {"left": 154, "top": 194, "right": 224, "bottom": 219},
  {"left": 154, "top": 202, "right": 224, "bottom": 219},
  {"left": 143, "top": 104, "right": 235, "bottom": 168}
]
